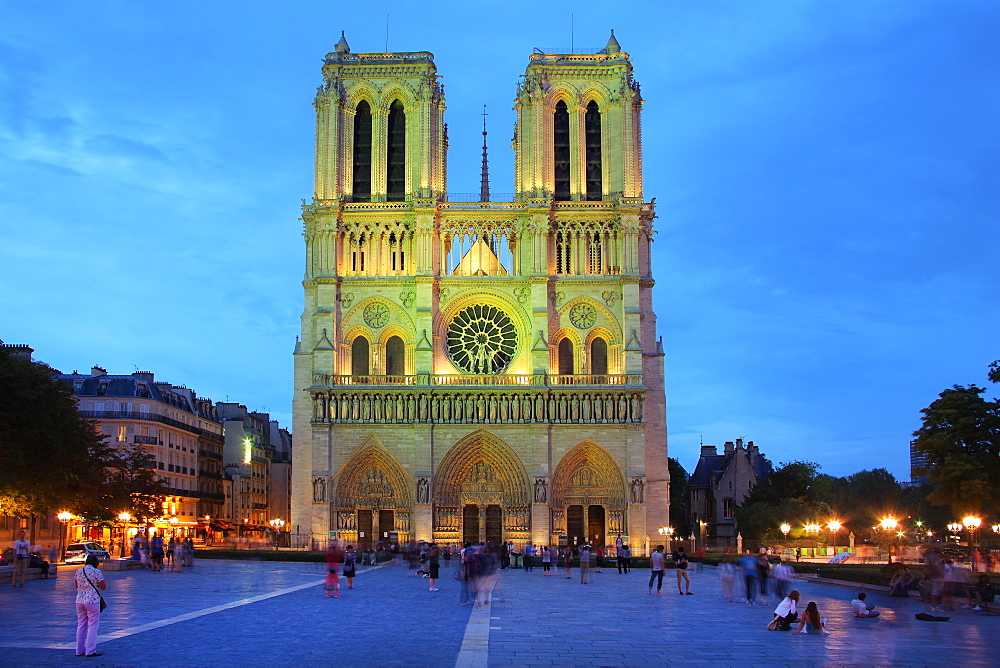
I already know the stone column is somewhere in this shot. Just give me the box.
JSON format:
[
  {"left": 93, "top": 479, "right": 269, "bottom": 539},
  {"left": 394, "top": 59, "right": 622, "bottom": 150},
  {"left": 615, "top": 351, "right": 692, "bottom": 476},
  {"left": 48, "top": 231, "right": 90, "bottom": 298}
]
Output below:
[
  {"left": 413, "top": 504, "right": 433, "bottom": 543},
  {"left": 531, "top": 503, "right": 549, "bottom": 547}
]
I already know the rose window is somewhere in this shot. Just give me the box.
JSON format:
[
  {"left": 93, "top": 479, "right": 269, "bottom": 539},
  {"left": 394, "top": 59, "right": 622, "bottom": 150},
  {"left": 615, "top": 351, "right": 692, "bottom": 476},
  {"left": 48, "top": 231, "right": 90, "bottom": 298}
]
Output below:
[
  {"left": 569, "top": 302, "right": 597, "bottom": 329},
  {"left": 363, "top": 302, "right": 390, "bottom": 328},
  {"left": 446, "top": 304, "right": 517, "bottom": 374}
]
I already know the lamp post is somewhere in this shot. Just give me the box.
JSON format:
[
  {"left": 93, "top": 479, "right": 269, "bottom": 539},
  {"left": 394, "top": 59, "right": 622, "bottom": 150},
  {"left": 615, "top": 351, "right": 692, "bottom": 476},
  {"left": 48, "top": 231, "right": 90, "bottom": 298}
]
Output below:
[
  {"left": 117, "top": 512, "right": 131, "bottom": 558},
  {"left": 169, "top": 515, "right": 179, "bottom": 539},
  {"left": 57, "top": 512, "right": 73, "bottom": 562},
  {"left": 880, "top": 517, "right": 898, "bottom": 563},
  {"left": 270, "top": 519, "right": 286, "bottom": 548},
  {"left": 780, "top": 523, "right": 791, "bottom": 541},
  {"left": 963, "top": 516, "right": 981, "bottom": 550},
  {"left": 657, "top": 526, "right": 675, "bottom": 551},
  {"left": 948, "top": 522, "right": 963, "bottom": 542}
]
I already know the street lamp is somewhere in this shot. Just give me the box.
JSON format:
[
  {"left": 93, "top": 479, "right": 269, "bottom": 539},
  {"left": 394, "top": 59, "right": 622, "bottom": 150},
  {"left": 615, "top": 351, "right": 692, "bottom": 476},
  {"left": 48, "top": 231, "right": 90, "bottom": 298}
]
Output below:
[
  {"left": 827, "top": 520, "right": 842, "bottom": 550},
  {"left": 117, "top": 512, "right": 131, "bottom": 558},
  {"left": 780, "top": 523, "right": 791, "bottom": 540},
  {"left": 169, "top": 515, "right": 178, "bottom": 538},
  {"left": 880, "top": 517, "right": 899, "bottom": 563},
  {"left": 270, "top": 518, "right": 286, "bottom": 548},
  {"left": 657, "top": 526, "right": 675, "bottom": 549},
  {"left": 948, "top": 522, "right": 963, "bottom": 541},
  {"left": 963, "top": 516, "right": 982, "bottom": 549},
  {"left": 57, "top": 511, "right": 73, "bottom": 562}
]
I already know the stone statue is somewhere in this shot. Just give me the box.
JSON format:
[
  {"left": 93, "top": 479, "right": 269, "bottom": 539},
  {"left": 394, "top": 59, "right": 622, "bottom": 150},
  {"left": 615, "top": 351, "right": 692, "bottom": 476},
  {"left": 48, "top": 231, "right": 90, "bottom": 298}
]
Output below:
[
  {"left": 313, "top": 477, "right": 326, "bottom": 503},
  {"left": 417, "top": 478, "right": 429, "bottom": 503},
  {"left": 534, "top": 478, "right": 547, "bottom": 503}
]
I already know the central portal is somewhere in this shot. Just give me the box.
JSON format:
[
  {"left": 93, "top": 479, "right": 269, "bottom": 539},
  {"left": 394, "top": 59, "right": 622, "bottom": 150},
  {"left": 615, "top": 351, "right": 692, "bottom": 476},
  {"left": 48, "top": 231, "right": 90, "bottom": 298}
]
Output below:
[
  {"left": 463, "top": 505, "right": 480, "bottom": 544},
  {"left": 485, "top": 505, "right": 502, "bottom": 547}
]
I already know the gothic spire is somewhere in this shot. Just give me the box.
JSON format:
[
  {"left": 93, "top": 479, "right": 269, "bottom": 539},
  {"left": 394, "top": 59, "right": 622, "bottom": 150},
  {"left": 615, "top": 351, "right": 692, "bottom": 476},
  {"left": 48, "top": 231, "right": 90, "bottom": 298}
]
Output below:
[
  {"left": 603, "top": 29, "right": 621, "bottom": 55},
  {"left": 479, "top": 105, "right": 490, "bottom": 203},
  {"left": 334, "top": 31, "right": 350, "bottom": 54}
]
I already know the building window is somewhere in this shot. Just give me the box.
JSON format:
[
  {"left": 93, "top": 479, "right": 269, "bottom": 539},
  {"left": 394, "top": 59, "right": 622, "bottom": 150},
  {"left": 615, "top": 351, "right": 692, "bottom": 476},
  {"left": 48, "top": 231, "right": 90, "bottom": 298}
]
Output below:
[
  {"left": 590, "top": 337, "right": 608, "bottom": 376},
  {"left": 385, "top": 336, "right": 405, "bottom": 376},
  {"left": 558, "top": 338, "right": 574, "bottom": 375},
  {"left": 556, "top": 231, "right": 572, "bottom": 274},
  {"left": 386, "top": 100, "right": 406, "bottom": 201},
  {"left": 585, "top": 100, "right": 602, "bottom": 200},
  {"left": 553, "top": 100, "right": 570, "bottom": 201},
  {"left": 352, "top": 100, "right": 372, "bottom": 201},
  {"left": 723, "top": 498, "right": 734, "bottom": 519},
  {"left": 117, "top": 426, "right": 127, "bottom": 442},
  {"left": 351, "top": 337, "right": 370, "bottom": 376}
]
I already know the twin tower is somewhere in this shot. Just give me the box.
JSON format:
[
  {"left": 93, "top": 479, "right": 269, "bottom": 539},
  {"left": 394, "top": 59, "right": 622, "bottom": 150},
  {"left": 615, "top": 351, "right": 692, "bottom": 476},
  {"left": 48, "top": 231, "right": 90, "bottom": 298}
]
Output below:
[{"left": 291, "top": 31, "right": 669, "bottom": 551}]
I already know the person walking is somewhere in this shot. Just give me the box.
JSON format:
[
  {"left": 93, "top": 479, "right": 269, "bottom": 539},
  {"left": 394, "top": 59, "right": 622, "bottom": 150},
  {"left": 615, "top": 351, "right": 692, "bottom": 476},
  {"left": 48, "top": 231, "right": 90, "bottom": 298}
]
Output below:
[
  {"left": 617, "top": 542, "right": 627, "bottom": 574},
  {"left": 541, "top": 545, "right": 552, "bottom": 576},
  {"left": 647, "top": 545, "right": 665, "bottom": 595},
  {"left": 150, "top": 535, "right": 164, "bottom": 572},
  {"left": 343, "top": 545, "right": 357, "bottom": 590},
  {"left": 579, "top": 545, "right": 591, "bottom": 584},
  {"left": 74, "top": 555, "right": 106, "bottom": 657},
  {"left": 12, "top": 530, "right": 30, "bottom": 588},
  {"left": 594, "top": 545, "right": 604, "bottom": 573},
  {"left": 622, "top": 544, "right": 631, "bottom": 573},
  {"left": 562, "top": 546, "right": 575, "bottom": 579},
  {"left": 428, "top": 543, "right": 441, "bottom": 592},
  {"left": 523, "top": 543, "right": 535, "bottom": 572},
  {"left": 674, "top": 545, "right": 692, "bottom": 595},
  {"left": 741, "top": 553, "right": 759, "bottom": 605}
]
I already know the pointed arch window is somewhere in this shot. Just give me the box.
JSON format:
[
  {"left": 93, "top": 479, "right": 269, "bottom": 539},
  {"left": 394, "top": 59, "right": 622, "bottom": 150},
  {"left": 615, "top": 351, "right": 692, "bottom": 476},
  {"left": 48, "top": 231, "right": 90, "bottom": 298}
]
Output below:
[
  {"left": 385, "top": 336, "right": 405, "bottom": 376},
  {"left": 352, "top": 101, "right": 372, "bottom": 202},
  {"left": 590, "top": 337, "right": 608, "bottom": 376},
  {"left": 585, "top": 100, "right": 602, "bottom": 201},
  {"left": 553, "top": 100, "right": 571, "bottom": 201},
  {"left": 558, "top": 338, "right": 574, "bottom": 375},
  {"left": 351, "top": 337, "right": 370, "bottom": 376},
  {"left": 387, "top": 100, "right": 406, "bottom": 201}
]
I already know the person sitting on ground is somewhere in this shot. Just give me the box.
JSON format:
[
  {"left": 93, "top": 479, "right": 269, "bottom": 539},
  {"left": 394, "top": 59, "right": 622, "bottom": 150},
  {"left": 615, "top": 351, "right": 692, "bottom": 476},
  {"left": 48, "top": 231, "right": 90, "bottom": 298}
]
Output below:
[
  {"left": 965, "top": 574, "right": 995, "bottom": 612},
  {"left": 794, "top": 601, "right": 830, "bottom": 635},
  {"left": 851, "top": 592, "right": 880, "bottom": 618},
  {"left": 889, "top": 567, "right": 915, "bottom": 597},
  {"left": 771, "top": 589, "right": 800, "bottom": 630}
]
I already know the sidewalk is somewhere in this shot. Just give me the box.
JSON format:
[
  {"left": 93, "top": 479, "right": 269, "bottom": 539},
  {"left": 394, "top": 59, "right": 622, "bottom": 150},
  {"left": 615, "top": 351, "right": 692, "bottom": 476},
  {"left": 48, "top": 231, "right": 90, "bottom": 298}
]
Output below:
[{"left": 1, "top": 559, "right": 998, "bottom": 666}]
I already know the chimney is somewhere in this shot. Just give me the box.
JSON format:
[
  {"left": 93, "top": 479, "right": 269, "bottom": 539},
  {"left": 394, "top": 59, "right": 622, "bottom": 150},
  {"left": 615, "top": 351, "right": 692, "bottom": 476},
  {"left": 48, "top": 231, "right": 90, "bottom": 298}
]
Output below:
[
  {"left": 133, "top": 371, "right": 155, "bottom": 382},
  {"left": 724, "top": 441, "right": 735, "bottom": 454},
  {"left": 735, "top": 437, "right": 744, "bottom": 449},
  {"left": 747, "top": 441, "right": 758, "bottom": 456},
  {"left": 91, "top": 366, "right": 107, "bottom": 377},
  {"left": 700, "top": 445, "right": 717, "bottom": 457}
]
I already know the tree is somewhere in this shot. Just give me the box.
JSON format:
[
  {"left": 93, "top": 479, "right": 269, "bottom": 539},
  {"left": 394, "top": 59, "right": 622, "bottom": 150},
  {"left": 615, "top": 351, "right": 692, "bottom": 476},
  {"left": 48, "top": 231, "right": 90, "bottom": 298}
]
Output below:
[
  {"left": 912, "top": 385, "right": 1000, "bottom": 517},
  {"left": 0, "top": 348, "right": 113, "bottom": 539},
  {"left": 668, "top": 457, "right": 691, "bottom": 538},
  {"left": 735, "top": 461, "right": 831, "bottom": 542},
  {"left": 104, "top": 445, "right": 168, "bottom": 521}
]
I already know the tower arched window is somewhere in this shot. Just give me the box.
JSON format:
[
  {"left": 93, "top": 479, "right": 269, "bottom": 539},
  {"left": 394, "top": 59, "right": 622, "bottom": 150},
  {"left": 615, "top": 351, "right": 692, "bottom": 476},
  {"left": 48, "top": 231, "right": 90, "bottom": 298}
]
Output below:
[
  {"left": 387, "top": 100, "right": 406, "bottom": 201},
  {"left": 351, "top": 337, "right": 370, "bottom": 376},
  {"left": 558, "top": 338, "right": 574, "bottom": 375},
  {"left": 352, "top": 101, "right": 372, "bottom": 202},
  {"left": 385, "top": 336, "right": 405, "bottom": 376},
  {"left": 590, "top": 337, "right": 608, "bottom": 376},
  {"left": 553, "top": 100, "right": 570, "bottom": 201},
  {"left": 585, "top": 100, "right": 602, "bottom": 201}
]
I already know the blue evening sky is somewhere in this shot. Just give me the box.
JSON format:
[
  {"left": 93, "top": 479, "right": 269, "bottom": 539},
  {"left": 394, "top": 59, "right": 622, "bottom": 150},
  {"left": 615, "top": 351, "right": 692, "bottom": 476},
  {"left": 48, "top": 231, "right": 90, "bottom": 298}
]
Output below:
[{"left": 1, "top": 2, "right": 997, "bottom": 479}]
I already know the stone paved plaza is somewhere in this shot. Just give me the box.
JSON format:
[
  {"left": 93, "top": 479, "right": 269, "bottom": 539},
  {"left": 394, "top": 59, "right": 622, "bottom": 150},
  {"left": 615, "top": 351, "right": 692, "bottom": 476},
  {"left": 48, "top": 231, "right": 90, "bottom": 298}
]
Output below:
[{"left": 1, "top": 558, "right": 997, "bottom": 666}]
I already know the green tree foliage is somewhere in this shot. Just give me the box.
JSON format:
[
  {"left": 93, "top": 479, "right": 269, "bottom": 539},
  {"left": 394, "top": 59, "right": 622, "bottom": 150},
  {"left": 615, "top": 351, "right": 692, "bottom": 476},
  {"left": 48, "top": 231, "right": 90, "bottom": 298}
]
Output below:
[
  {"left": 841, "top": 468, "right": 903, "bottom": 529},
  {"left": 912, "top": 384, "right": 1000, "bottom": 516},
  {"left": 668, "top": 457, "right": 691, "bottom": 538},
  {"left": 735, "top": 461, "right": 832, "bottom": 541},
  {"left": 0, "top": 348, "right": 112, "bottom": 526},
  {"left": 105, "top": 445, "right": 168, "bottom": 521}
]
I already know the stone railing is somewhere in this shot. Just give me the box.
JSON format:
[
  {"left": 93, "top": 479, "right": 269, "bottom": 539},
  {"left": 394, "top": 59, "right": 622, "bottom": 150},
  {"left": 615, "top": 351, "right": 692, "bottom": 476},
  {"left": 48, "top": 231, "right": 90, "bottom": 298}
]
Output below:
[
  {"left": 312, "top": 373, "right": 642, "bottom": 388},
  {"left": 310, "top": 388, "right": 645, "bottom": 425}
]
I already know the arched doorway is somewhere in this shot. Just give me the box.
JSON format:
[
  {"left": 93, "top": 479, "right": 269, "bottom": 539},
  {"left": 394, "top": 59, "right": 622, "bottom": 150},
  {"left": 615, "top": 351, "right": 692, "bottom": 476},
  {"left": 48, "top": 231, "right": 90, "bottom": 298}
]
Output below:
[
  {"left": 433, "top": 431, "right": 530, "bottom": 547},
  {"left": 551, "top": 440, "right": 627, "bottom": 548},
  {"left": 333, "top": 438, "right": 411, "bottom": 546}
]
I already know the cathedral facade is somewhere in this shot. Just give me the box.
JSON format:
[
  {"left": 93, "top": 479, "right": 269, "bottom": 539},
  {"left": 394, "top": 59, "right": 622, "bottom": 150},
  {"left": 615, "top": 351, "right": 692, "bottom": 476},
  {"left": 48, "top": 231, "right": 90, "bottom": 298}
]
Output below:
[{"left": 290, "top": 32, "right": 668, "bottom": 551}]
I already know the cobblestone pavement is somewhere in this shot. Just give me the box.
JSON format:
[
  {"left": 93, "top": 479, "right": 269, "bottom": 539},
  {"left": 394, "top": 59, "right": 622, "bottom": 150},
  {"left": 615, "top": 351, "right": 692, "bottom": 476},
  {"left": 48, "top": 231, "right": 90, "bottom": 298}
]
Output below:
[{"left": 1, "top": 559, "right": 997, "bottom": 666}]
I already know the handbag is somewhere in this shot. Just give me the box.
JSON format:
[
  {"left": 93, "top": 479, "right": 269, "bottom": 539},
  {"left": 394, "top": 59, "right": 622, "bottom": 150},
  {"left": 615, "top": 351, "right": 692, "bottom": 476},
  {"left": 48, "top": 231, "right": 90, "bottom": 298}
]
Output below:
[{"left": 83, "top": 569, "right": 107, "bottom": 612}]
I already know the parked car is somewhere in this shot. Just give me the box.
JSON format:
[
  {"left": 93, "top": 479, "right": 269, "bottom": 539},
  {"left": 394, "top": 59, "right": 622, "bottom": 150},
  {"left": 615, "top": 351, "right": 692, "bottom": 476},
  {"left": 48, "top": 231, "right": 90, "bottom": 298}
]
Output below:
[{"left": 64, "top": 542, "right": 110, "bottom": 564}]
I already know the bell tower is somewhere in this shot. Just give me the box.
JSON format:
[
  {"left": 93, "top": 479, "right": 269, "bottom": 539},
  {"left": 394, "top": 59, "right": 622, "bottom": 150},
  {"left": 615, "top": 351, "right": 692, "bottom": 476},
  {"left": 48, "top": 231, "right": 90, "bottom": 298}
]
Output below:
[
  {"left": 513, "top": 30, "right": 643, "bottom": 201},
  {"left": 313, "top": 32, "right": 447, "bottom": 202}
]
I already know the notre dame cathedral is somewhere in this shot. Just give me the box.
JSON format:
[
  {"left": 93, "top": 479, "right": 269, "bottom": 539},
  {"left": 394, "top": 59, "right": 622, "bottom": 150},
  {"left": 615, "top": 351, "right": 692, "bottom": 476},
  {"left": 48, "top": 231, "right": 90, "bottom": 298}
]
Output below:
[{"left": 291, "top": 31, "right": 669, "bottom": 551}]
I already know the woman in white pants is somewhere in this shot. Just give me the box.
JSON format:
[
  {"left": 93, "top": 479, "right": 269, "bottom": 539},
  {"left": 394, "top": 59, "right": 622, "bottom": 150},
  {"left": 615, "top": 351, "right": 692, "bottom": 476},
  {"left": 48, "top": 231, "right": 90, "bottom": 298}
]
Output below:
[{"left": 74, "top": 555, "right": 106, "bottom": 657}]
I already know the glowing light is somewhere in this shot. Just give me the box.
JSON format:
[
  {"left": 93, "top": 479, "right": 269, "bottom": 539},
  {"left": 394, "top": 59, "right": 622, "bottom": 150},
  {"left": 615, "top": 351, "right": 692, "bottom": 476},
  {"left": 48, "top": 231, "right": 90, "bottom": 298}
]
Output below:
[
  {"left": 780, "top": 524, "right": 791, "bottom": 535},
  {"left": 657, "top": 526, "right": 674, "bottom": 536},
  {"left": 804, "top": 524, "right": 821, "bottom": 534},
  {"left": 992, "top": 525, "right": 1000, "bottom": 534},
  {"left": 880, "top": 517, "right": 898, "bottom": 531},
  {"left": 963, "top": 516, "right": 982, "bottom": 529},
  {"left": 117, "top": 512, "right": 131, "bottom": 522},
  {"left": 827, "top": 520, "right": 842, "bottom": 532},
  {"left": 243, "top": 437, "right": 252, "bottom": 465},
  {"left": 948, "top": 523, "right": 963, "bottom": 533},
  {"left": 57, "top": 511, "right": 73, "bottom": 522}
]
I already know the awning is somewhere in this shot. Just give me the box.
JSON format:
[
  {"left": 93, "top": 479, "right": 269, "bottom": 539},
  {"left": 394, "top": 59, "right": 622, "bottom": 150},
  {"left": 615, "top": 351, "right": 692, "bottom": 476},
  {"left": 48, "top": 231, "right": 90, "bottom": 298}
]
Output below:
[{"left": 208, "top": 521, "right": 236, "bottom": 531}]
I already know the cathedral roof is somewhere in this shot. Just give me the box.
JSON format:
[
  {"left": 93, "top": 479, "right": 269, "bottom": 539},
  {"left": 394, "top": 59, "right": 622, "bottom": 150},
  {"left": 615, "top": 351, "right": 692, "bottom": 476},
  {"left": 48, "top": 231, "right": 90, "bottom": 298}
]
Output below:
[
  {"left": 334, "top": 31, "right": 350, "bottom": 54},
  {"left": 602, "top": 29, "right": 621, "bottom": 55}
]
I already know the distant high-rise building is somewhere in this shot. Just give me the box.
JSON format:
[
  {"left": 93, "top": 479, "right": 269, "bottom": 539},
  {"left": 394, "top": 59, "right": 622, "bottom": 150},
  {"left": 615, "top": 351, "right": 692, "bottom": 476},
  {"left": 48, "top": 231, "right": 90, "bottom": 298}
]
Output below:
[{"left": 909, "top": 439, "right": 929, "bottom": 485}]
